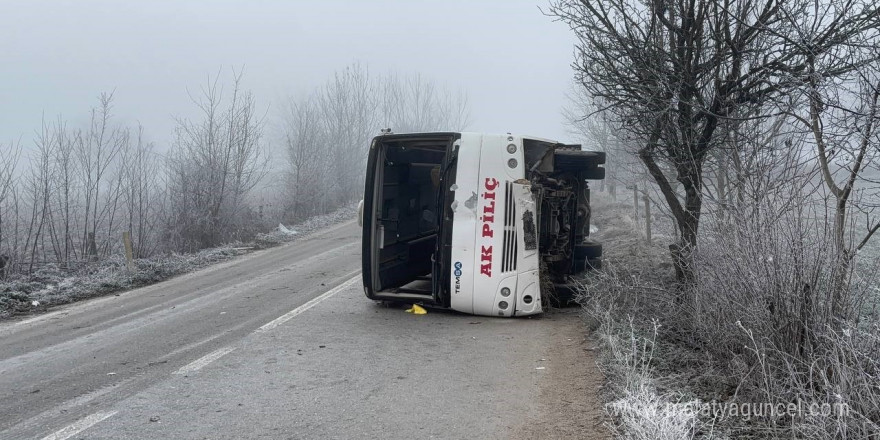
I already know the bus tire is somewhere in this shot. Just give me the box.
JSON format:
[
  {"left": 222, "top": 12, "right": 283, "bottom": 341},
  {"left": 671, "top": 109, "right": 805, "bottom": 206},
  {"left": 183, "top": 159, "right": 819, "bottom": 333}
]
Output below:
[
  {"left": 581, "top": 166, "right": 605, "bottom": 180},
  {"left": 554, "top": 149, "right": 606, "bottom": 171},
  {"left": 549, "top": 283, "right": 580, "bottom": 307},
  {"left": 574, "top": 241, "right": 603, "bottom": 260}
]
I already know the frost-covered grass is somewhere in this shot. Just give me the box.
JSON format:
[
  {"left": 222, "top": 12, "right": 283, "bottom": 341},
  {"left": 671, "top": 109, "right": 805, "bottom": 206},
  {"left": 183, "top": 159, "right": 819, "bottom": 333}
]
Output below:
[
  {"left": 0, "top": 247, "right": 242, "bottom": 317},
  {"left": 576, "top": 194, "right": 710, "bottom": 438},
  {"left": 253, "top": 204, "right": 357, "bottom": 247},
  {"left": 0, "top": 205, "right": 356, "bottom": 319},
  {"left": 579, "top": 192, "right": 880, "bottom": 439},
  {"left": 595, "top": 308, "right": 704, "bottom": 440}
]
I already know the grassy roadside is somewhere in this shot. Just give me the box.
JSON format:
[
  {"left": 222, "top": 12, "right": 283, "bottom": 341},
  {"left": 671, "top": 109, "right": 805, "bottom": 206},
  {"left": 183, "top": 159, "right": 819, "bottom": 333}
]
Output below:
[
  {"left": 575, "top": 193, "right": 880, "bottom": 439},
  {"left": 575, "top": 195, "right": 711, "bottom": 439},
  {"left": 0, "top": 205, "right": 357, "bottom": 319}
]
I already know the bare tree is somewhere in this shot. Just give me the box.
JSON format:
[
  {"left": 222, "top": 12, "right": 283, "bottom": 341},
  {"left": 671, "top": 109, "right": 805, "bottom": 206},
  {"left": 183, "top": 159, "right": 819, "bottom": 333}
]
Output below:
[
  {"left": 549, "top": 0, "right": 880, "bottom": 284},
  {"left": 166, "top": 70, "right": 268, "bottom": 250},
  {"left": 794, "top": 66, "right": 880, "bottom": 322},
  {"left": 25, "top": 121, "right": 56, "bottom": 271},
  {"left": 563, "top": 86, "right": 640, "bottom": 197},
  {"left": 281, "top": 95, "right": 327, "bottom": 221},
  {"left": 76, "top": 92, "right": 127, "bottom": 260},
  {"left": 279, "top": 64, "right": 473, "bottom": 221},
  {"left": 0, "top": 140, "right": 21, "bottom": 265},
  {"left": 317, "top": 63, "right": 378, "bottom": 209},
  {"left": 378, "top": 72, "right": 471, "bottom": 133},
  {"left": 50, "top": 116, "right": 79, "bottom": 265},
  {"left": 120, "top": 126, "right": 161, "bottom": 258}
]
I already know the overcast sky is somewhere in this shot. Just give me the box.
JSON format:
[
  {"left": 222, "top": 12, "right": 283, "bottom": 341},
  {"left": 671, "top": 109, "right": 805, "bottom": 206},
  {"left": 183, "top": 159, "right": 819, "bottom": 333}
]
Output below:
[{"left": 2, "top": 0, "right": 580, "bottom": 151}]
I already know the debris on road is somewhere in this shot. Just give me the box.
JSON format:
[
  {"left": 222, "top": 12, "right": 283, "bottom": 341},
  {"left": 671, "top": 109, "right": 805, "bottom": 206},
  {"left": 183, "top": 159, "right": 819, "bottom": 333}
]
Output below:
[
  {"left": 277, "top": 224, "right": 298, "bottom": 236},
  {"left": 405, "top": 304, "right": 427, "bottom": 315}
]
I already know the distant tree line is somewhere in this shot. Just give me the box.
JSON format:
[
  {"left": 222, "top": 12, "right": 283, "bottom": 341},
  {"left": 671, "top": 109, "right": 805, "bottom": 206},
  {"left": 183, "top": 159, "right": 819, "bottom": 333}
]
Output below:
[
  {"left": 0, "top": 64, "right": 469, "bottom": 274},
  {"left": 280, "top": 63, "right": 470, "bottom": 222}
]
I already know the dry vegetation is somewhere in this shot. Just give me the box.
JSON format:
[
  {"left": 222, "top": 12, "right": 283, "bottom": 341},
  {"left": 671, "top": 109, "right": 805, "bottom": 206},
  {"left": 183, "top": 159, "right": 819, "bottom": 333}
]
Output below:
[
  {"left": 578, "top": 191, "right": 880, "bottom": 438},
  {"left": 551, "top": 0, "right": 880, "bottom": 436}
]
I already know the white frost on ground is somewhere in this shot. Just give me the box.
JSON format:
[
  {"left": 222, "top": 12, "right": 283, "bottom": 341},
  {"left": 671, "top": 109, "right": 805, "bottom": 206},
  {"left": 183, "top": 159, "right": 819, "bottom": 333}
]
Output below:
[
  {"left": 0, "top": 204, "right": 357, "bottom": 318},
  {"left": 254, "top": 204, "right": 356, "bottom": 247}
]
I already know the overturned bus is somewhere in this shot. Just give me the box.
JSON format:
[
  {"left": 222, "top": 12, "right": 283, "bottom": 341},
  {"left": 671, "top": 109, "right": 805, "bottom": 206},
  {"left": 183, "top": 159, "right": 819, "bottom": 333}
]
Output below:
[{"left": 359, "top": 132, "right": 605, "bottom": 317}]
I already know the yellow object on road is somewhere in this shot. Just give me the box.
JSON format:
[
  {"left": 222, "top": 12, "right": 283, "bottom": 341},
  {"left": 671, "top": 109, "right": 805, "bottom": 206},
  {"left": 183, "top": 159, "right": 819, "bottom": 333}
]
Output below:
[{"left": 405, "top": 304, "right": 427, "bottom": 315}]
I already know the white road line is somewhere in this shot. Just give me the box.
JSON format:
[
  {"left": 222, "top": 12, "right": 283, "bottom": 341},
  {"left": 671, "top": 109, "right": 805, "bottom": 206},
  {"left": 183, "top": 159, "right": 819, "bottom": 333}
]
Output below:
[
  {"left": 41, "top": 410, "right": 118, "bottom": 440},
  {"left": 173, "top": 346, "right": 237, "bottom": 375},
  {"left": 257, "top": 273, "right": 360, "bottom": 332},
  {"left": 173, "top": 272, "right": 359, "bottom": 373}
]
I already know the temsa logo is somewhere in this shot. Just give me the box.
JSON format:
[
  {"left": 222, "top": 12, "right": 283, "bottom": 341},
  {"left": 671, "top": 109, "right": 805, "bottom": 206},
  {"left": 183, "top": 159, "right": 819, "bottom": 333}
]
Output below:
[{"left": 480, "top": 177, "right": 499, "bottom": 277}]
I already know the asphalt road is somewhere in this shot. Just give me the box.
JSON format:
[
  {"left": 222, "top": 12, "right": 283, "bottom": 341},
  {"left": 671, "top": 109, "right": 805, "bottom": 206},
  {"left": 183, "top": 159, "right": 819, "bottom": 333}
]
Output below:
[{"left": 0, "top": 220, "right": 606, "bottom": 439}]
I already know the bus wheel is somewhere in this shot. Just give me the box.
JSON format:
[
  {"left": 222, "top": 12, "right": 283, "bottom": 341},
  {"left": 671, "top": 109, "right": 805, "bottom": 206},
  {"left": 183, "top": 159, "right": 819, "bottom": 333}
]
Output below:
[
  {"left": 553, "top": 149, "right": 606, "bottom": 171},
  {"left": 574, "top": 241, "right": 603, "bottom": 260},
  {"left": 572, "top": 256, "right": 602, "bottom": 274},
  {"left": 549, "top": 282, "right": 580, "bottom": 307},
  {"left": 580, "top": 166, "right": 605, "bottom": 180}
]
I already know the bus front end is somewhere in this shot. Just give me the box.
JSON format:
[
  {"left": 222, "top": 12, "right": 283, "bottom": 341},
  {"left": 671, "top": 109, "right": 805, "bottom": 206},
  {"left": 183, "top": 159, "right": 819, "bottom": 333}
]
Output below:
[{"left": 448, "top": 133, "right": 542, "bottom": 317}]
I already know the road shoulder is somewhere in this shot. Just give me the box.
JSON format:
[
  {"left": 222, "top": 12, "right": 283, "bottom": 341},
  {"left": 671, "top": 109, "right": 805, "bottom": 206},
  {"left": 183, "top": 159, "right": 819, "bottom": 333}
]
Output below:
[{"left": 513, "top": 310, "right": 609, "bottom": 439}]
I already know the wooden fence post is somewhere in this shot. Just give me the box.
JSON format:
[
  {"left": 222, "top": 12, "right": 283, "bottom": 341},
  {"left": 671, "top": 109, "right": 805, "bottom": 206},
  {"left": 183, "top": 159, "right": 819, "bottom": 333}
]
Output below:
[
  {"left": 633, "top": 184, "right": 640, "bottom": 227},
  {"left": 644, "top": 194, "right": 652, "bottom": 245}
]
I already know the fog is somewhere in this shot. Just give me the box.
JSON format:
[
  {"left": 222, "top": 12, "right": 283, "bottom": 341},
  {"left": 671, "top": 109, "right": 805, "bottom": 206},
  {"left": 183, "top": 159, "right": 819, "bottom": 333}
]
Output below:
[{"left": 2, "top": 0, "right": 578, "bottom": 149}]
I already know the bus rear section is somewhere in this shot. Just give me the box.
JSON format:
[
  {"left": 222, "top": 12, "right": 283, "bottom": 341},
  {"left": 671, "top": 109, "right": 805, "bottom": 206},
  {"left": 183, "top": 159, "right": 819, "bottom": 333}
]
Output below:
[{"left": 360, "top": 133, "right": 458, "bottom": 308}]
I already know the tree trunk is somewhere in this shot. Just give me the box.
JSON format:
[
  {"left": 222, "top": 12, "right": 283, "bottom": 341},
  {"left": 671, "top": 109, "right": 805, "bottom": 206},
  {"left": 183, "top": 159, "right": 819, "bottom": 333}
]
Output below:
[
  {"left": 639, "top": 140, "right": 703, "bottom": 285},
  {"left": 674, "top": 161, "right": 703, "bottom": 285},
  {"left": 829, "top": 201, "right": 850, "bottom": 324}
]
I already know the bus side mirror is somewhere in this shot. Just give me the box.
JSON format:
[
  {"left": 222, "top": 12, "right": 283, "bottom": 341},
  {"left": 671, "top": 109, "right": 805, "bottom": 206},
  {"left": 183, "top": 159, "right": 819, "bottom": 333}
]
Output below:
[{"left": 358, "top": 200, "right": 365, "bottom": 226}]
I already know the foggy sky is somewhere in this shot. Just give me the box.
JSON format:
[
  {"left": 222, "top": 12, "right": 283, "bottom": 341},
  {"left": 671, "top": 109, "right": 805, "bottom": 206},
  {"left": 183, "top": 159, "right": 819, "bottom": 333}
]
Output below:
[{"left": 2, "top": 0, "right": 580, "bottom": 151}]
